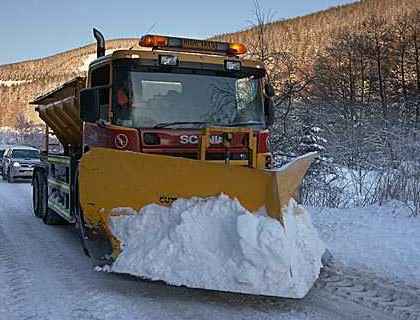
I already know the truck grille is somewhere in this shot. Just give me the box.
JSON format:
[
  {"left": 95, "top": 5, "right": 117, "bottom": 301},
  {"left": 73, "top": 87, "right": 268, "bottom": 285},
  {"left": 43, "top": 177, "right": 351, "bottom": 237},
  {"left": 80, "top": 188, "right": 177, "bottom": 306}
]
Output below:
[
  {"left": 20, "top": 164, "right": 33, "bottom": 168},
  {"left": 164, "top": 152, "right": 248, "bottom": 161}
]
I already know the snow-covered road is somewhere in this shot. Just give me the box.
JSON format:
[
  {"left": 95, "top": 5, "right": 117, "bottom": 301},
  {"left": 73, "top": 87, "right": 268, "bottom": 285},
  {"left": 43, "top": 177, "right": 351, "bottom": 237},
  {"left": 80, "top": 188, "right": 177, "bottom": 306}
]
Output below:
[{"left": 0, "top": 179, "right": 419, "bottom": 320}]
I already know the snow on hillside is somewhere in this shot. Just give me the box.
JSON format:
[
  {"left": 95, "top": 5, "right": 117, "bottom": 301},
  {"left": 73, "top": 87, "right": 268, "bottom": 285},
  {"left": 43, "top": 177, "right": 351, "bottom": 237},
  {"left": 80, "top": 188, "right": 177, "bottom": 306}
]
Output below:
[
  {"left": 0, "top": 80, "right": 31, "bottom": 87},
  {"left": 311, "top": 201, "right": 420, "bottom": 286}
]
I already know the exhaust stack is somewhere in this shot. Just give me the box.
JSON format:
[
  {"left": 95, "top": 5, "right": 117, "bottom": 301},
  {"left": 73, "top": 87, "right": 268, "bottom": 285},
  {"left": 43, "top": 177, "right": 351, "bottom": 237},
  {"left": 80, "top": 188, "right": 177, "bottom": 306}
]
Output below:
[{"left": 93, "top": 28, "right": 105, "bottom": 58}]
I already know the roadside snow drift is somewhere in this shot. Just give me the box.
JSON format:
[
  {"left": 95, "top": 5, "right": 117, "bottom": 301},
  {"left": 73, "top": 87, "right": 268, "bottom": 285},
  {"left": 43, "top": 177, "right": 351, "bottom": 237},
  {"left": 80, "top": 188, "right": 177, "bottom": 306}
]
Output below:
[{"left": 109, "top": 195, "right": 325, "bottom": 298}]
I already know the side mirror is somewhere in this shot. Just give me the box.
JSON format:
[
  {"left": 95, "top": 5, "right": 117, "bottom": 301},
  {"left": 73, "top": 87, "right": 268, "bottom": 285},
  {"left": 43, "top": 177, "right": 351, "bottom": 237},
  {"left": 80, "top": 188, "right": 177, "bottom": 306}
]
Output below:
[
  {"left": 264, "top": 97, "right": 275, "bottom": 127},
  {"left": 265, "top": 83, "right": 275, "bottom": 98},
  {"left": 80, "top": 88, "right": 100, "bottom": 123}
]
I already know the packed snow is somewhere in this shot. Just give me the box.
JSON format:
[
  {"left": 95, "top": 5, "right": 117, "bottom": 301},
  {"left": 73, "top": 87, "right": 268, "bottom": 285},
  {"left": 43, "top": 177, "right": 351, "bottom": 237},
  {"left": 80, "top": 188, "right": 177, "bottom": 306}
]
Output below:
[{"left": 109, "top": 194, "right": 325, "bottom": 298}]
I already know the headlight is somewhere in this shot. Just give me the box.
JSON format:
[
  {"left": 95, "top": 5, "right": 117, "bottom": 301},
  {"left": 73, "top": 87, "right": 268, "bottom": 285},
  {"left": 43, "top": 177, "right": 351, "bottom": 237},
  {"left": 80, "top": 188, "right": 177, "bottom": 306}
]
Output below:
[
  {"left": 225, "top": 60, "right": 241, "bottom": 71},
  {"left": 12, "top": 162, "right": 21, "bottom": 167},
  {"left": 159, "top": 55, "right": 178, "bottom": 66}
]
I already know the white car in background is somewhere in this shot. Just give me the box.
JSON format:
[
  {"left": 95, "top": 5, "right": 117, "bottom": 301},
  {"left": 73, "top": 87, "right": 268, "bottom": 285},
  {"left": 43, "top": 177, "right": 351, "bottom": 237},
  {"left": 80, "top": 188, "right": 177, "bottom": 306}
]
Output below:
[{"left": 1, "top": 146, "right": 40, "bottom": 183}]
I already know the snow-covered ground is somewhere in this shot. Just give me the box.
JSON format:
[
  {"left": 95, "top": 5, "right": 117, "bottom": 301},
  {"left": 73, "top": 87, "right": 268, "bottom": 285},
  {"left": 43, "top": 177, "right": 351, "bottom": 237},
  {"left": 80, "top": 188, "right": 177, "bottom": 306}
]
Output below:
[
  {"left": 311, "top": 202, "right": 420, "bottom": 286},
  {"left": 0, "top": 179, "right": 419, "bottom": 319}
]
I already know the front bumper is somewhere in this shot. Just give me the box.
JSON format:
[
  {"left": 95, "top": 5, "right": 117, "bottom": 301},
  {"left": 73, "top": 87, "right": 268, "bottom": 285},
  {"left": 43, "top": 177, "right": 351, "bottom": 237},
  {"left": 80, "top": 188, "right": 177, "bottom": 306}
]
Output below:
[{"left": 10, "top": 167, "right": 34, "bottom": 178}]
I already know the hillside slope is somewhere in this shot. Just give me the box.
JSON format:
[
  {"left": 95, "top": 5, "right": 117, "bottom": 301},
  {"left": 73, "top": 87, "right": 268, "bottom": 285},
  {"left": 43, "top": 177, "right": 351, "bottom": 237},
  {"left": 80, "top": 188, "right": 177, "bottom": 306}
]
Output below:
[
  {"left": 0, "top": 39, "right": 138, "bottom": 126},
  {"left": 213, "top": 0, "right": 418, "bottom": 66}
]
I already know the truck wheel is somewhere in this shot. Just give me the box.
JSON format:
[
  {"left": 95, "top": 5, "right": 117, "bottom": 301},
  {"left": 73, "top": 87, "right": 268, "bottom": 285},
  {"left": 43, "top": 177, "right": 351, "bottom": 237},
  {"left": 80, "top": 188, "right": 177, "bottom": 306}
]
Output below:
[
  {"left": 43, "top": 207, "right": 67, "bottom": 225},
  {"left": 43, "top": 208, "right": 65, "bottom": 225},
  {"left": 32, "top": 174, "right": 41, "bottom": 217},
  {"left": 33, "top": 171, "right": 47, "bottom": 219},
  {"left": 7, "top": 169, "right": 14, "bottom": 183}
]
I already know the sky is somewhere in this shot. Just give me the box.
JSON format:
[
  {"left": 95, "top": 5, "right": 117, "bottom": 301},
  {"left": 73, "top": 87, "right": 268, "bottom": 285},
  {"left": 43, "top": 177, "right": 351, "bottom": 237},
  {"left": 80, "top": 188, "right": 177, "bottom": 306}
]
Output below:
[{"left": 0, "top": 0, "right": 356, "bottom": 65}]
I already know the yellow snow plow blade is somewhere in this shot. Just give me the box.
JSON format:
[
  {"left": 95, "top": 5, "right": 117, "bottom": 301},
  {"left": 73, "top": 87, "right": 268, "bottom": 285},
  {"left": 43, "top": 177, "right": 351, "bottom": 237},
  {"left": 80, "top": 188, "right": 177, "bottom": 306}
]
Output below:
[{"left": 79, "top": 147, "right": 317, "bottom": 254}]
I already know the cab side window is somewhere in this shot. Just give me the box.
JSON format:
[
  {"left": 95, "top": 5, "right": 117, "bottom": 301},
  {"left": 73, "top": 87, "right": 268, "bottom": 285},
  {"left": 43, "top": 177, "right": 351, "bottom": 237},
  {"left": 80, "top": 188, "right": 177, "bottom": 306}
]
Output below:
[
  {"left": 90, "top": 65, "right": 111, "bottom": 121},
  {"left": 91, "top": 65, "right": 110, "bottom": 87}
]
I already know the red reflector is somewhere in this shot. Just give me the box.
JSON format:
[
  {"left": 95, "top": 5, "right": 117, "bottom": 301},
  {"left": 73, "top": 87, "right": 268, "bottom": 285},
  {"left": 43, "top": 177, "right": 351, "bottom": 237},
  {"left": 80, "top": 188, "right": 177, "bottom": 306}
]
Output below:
[{"left": 257, "top": 131, "right": 270, "bottom": 153}]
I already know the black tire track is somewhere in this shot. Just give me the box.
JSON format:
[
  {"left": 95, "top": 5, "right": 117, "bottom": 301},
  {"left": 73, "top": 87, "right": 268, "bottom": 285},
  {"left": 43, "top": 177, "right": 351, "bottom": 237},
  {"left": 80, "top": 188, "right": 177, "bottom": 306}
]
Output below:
[{"left": 315, "top": 262, "right": 420, "bottom": 320}]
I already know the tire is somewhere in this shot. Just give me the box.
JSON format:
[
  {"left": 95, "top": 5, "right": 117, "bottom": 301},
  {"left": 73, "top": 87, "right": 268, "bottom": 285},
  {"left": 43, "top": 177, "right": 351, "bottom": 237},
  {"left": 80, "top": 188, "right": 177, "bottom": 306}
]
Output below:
[
  {"left": 33, "top": 172, "right": 47, "bottom": 219},
  {"left": 7, "top": 169, "right": 14, "bottom": 183},
  {"left": 43, "top": 207, "right": 67, "bottom": 225},
  {"left": 32, "top": 174, "right": 40, "bottom": 217}
]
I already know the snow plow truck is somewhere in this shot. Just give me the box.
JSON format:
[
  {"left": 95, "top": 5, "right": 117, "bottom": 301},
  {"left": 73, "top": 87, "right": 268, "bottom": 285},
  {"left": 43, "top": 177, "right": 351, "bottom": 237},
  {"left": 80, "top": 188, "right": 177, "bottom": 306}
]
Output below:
[{"left": 31, "top": 29, "right": 319, "bottom": 297}]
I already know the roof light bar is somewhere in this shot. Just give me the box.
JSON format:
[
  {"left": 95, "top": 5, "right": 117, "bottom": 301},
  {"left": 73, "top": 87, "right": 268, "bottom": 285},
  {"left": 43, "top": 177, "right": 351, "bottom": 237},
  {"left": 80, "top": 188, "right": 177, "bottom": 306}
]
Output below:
[{"left": 139, "top": 35, "right": 247, "bottom": 56}]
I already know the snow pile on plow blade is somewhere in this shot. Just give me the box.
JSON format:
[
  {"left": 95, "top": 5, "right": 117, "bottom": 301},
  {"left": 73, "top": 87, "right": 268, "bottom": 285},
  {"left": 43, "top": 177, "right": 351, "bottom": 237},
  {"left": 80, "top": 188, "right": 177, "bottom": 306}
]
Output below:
[
  {"left": 79, "top": 148, "right": 323, "bottom": 297},
  {"left": 109, "top": 195, "right": 325, "bottom": 298}
]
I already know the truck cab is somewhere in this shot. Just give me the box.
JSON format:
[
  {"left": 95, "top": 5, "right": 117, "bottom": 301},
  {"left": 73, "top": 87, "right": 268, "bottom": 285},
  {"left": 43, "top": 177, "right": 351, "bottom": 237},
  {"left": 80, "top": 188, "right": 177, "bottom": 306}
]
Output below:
[{"left": 80, "top": 35, "right": 274, "bottom": 169}]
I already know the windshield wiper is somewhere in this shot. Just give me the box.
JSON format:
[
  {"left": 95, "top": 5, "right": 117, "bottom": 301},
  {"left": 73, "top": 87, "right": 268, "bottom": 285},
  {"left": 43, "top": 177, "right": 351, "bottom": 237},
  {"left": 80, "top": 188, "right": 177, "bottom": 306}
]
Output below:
[
  {"left": 153, "top": 121, "right": 210, "bottom": 128},
  {"left": 224, "top": 121, "right": 265, "bottom": 127}
]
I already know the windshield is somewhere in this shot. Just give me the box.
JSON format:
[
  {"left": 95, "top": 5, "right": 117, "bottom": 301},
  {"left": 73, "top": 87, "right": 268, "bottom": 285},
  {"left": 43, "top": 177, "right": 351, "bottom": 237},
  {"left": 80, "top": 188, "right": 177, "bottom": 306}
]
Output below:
[
  {"left": 112, "top": 68, "right": 265, "bottom": 128},
  {"left": 12, "top": 149, "right": 39, "bottom": 159}
]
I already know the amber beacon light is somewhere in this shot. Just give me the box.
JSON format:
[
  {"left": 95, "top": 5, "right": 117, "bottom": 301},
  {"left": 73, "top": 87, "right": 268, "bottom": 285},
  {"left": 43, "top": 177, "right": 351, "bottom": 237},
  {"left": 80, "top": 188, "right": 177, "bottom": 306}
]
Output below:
[{"left": 139, "top": 35, "right": 247, "bottom": 56}]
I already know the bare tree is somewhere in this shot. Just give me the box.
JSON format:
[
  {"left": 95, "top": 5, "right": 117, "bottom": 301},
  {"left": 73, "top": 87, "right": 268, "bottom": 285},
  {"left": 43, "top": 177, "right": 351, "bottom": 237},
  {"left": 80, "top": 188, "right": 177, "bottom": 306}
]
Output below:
[
  {"left": 247, "top": 0, "right": 275, "bottom": 64},
  {"left": 363, "top": 16, "right": 392, "bottom": 120},
  {"left": 408, "top": 9, "right": 420, "bottom": 128}
]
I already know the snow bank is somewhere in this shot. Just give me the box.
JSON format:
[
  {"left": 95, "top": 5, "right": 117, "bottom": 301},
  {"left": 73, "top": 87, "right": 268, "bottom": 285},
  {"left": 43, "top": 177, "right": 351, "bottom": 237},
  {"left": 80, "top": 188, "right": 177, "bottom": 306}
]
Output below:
[{"left": 109, "top": 194, "right": 325, "bottom": 298}]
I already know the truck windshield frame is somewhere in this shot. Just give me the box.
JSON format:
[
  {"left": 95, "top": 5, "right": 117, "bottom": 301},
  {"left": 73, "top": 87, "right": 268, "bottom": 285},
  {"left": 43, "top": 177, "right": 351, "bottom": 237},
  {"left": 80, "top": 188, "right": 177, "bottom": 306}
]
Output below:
[{"left": 111, "top": 60, "right": 266, "bottom": 129}]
